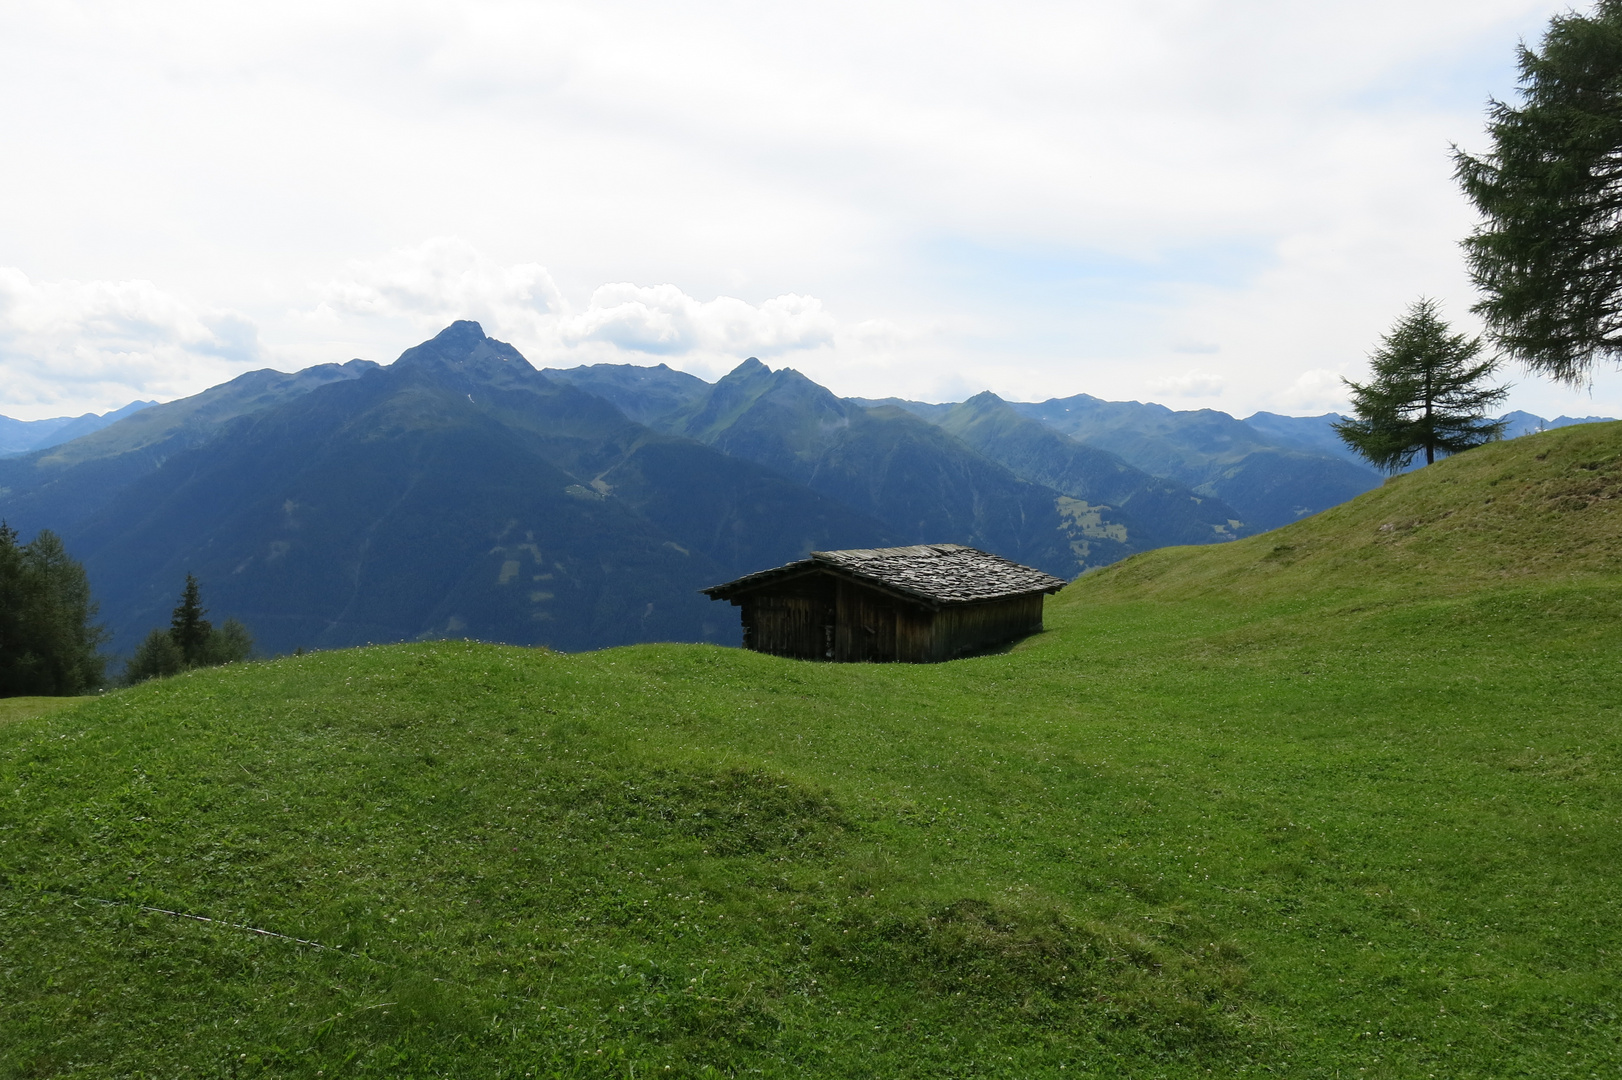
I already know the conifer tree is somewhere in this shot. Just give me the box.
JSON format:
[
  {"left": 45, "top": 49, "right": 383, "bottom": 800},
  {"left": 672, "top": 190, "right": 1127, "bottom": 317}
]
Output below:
[
  {"left": 1455, "top": 0, "right": 1622, "bottom": 384},
  {"left": 168, "top": 573, "right": 213, "bottom": 667},
  {"left": 0, "top": 522, "right": 107, "bottom": 696},
  {"left": 127, "top": 575, "right": 253, "bottom": 684},
  {"left": 1335, "top": 300, "right": 1510, "bottom": 472}
]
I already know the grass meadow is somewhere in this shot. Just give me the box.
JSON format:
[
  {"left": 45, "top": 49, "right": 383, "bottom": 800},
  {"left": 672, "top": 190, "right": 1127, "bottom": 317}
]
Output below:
[{"left": 2, "top": 423, "right": 1620, "bottom": 1077}]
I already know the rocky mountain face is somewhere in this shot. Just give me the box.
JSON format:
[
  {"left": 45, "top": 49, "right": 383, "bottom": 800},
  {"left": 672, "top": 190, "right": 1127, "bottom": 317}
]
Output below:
[
  {"left": 933, "top": 393, "right": 1245, "bottom": 550},
  {"left": 3, "top": 324, "right": 890, "bottom": 656},
  {"left": 552, "top": 359, "right": 1263, "bottom": 574}
]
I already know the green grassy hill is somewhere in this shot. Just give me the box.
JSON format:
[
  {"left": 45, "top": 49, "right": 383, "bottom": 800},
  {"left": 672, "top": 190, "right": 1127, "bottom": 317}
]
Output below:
[{"left": 3, "top": 424, "right": 1620, "bottom": 1077}]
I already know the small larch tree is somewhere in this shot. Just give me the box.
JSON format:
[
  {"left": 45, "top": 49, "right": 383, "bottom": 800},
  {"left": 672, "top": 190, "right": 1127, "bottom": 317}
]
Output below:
[{"left": 1334, "top": 300, "right": 1510, "bottom": 472}]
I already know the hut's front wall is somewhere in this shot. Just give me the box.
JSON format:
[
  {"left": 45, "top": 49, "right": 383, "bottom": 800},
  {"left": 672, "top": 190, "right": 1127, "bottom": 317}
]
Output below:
[
  {"left": 734, "top": 572, "right": 1046, "bottom": 663},
  {"left": 738, "top": 575, "right": 835, "bottom": 659},
  {"left": 834, "top": 579, "right": 935, "bottom": 662}
]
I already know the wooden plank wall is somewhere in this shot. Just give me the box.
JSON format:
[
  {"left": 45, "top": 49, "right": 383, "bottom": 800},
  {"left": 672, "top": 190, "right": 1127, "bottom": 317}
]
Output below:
[
  {"left": 740, "top": 577, "right": 835, "bottom": 659},
  {"left": 834, "top": 579, "right": 933, "bottom": 662},
  {"left": 928, "top": 594, "right": 1044, "bottom": 660},
  {"left": 737, "top": 573, "right": 1045, "bottom": 663}
]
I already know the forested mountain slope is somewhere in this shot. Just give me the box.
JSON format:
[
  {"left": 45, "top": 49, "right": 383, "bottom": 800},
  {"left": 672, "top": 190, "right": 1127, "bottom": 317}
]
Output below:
[
  {"left": 647, "top": 359, "right": 1104, "bottom": 575},
  {"left": 0, "top": 400, "right": 157, "bottom": 457},
  {"left": 554, "top": 360, "right": 1268, "bottom": 574},
  {"left": 13, "top": 324, "right": 892, "bottom": 655},
  {"left": 0, "top": 361, "right": 379, "bottom": 538},
  {"left": 935, "top": 392, "right": 1246, "bottom": 549},
  {"left": 540, "top": 362, "right": 710, "bottom": 425},
  {"left": 1007, "top": 394, "right": 1383, "bottom": 528}
]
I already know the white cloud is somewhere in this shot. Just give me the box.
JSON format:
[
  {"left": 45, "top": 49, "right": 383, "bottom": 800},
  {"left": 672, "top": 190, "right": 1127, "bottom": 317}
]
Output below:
[
  {"left": 309, "top": 239, "right": 842, "bottom": 374},
  {"left": 0, "top": 268, "right": 262, "bottom": 418},
  {"left": 9, "top": 0, "right": 1622, "bottom": 422},
  {"left": 1275, "top": 368, "right": 1353, "bottom": 415},
  {"left": 1149, "top": 371, "right": 1226, "bottom": 398},
  {"left": 560, "top": 284, "right": 835, "bottom": 357},
  {"left": 315, "top": 237, "right": 565, "bottom": 338}
]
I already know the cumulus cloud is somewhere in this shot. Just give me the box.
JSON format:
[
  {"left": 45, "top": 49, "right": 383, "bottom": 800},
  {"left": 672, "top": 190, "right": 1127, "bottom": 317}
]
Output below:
[
  {"left": 1274, "top": 368, "right": 1352, "bottom": 414},
  {"left": 560, "top": 284, "right": 835, "bottom": 356},
  {"left": 1149, "top": 370, "right": 1226, "bottom": 398},
  {"left": 315, "top": 237, "right": 565, "bottom": 339},
  {"left": 0, "top": 268, "right": 262, "bottom": 418},
  {"left": 311, "top": 239, "right": 843, "bottom": 373}
]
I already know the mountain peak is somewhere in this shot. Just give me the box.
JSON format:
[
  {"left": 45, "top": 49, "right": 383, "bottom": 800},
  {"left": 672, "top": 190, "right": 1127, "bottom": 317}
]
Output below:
[
  {"left": 726, "top": 357, "right": 769, "bottom": 379},
  {"left": 390, "top": 322, "right": 539, "bottom": 384},
  {"left": 962, "top": 390, "right": 1008, "bottom": 411},
  {"left": 432, "top": 320, "right": 487, "bottom": 347}
]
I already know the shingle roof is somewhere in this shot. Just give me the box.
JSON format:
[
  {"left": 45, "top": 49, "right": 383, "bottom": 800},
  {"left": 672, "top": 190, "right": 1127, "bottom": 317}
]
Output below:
[{"left": 702, "top": 544, "right": 1068, "bottom": 607}]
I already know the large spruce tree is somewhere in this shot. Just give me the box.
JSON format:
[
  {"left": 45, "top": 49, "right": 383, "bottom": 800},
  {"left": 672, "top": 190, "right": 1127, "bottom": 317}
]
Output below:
[
  {"left": 1455, "top": 0, "right": 1622, "bottom": 385},
  {"left": 1335, "top": 300, "right": 1510, "bottom": 472},
  {"left": 169, "top": 573, "right": 213, "bottom": 667},
  {"left": 0, "top": 522, "right": 108, "bottom": 696}
]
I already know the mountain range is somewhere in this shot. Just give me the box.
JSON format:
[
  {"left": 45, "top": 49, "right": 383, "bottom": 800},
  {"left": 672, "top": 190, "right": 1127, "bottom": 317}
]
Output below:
[
  {"left": 1, "top": 323, "right": 1609, "bottom": 660},
  {"left": 0, "top": 400, "right": 157, "bottom": 457}
]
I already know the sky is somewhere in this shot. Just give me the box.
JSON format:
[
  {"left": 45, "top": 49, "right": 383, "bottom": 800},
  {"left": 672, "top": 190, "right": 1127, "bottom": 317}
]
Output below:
[{"left": 3, "top": 0, "right": 1620, "bottom": 423}]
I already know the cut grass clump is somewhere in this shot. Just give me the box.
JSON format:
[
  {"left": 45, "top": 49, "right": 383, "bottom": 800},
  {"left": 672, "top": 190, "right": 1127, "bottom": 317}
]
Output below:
[{"left": 819, "top": 897, "right": 1251, "bottom": 1049}]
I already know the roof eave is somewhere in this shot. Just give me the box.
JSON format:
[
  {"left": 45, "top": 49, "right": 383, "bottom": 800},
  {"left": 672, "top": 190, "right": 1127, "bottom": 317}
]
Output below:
[{"left": 703, "top": 560, "right": 1066, "bottom": 607}]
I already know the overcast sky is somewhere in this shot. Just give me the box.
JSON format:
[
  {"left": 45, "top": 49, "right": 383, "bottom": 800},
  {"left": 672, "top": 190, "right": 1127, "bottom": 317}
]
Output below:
[{"left": 3, "top": 0, "right": 1619, "bottom": 422}]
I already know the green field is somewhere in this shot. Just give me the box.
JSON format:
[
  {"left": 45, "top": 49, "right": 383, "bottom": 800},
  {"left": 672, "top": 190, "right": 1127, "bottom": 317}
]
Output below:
[{"left": 3, "top": 424, "right": 1620, "bottom": 1078}]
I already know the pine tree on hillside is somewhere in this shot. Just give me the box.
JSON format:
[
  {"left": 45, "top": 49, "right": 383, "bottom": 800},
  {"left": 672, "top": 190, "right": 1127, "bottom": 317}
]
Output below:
[
  {"left": 0, "top": 522, "right": 108, "bottom": 697},
  {"left": 1335, "top": 300, "right": 1511, "bottom": 472},
  {"left": 127, "top": 575, "right": 253, "bottom": 684},
  {"left": 169, "top": 573, "right": 213, "bottom": 667},
  {"left": 0, "top": 524, "right": 25, "bottom": 693}
]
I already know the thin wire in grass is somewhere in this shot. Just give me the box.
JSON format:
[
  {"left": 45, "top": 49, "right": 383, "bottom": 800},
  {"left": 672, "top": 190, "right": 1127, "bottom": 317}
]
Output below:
[{"left": 72, "top": 894, "right": 391, "bottom": 963}]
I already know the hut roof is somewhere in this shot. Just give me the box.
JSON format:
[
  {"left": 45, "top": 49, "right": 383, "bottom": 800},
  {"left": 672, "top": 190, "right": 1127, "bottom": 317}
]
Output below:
[{"left": 702, "top": 544, "right": 1068, "bottom": 608}]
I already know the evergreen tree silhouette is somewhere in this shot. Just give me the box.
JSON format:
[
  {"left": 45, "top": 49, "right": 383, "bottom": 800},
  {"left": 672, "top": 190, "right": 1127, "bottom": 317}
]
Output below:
[{"left": 168, "top": 574, "right": 213, "bottom": 667}]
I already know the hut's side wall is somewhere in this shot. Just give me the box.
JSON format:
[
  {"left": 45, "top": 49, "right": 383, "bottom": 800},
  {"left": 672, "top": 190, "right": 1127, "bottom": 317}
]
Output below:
[
  {"left": 739, "top": 576, "right": 835, "bottom": 659},
  {"left": 929, "top": 594, "right": 1045, "bottom": 660}
]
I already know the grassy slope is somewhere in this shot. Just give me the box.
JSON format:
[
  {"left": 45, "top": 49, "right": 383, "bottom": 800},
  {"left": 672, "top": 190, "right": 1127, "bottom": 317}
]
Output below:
[{"left": 3, "top": 425, "right": 1621, "bottom": 1078}]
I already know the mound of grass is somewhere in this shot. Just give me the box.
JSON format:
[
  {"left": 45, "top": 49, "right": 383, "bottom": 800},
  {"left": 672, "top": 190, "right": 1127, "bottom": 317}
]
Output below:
[
  {"left": 3, "top": 424, "right": 1621, "bottom": 1077},
  {"left": 1092, "top": 419, "right": 1622, "bottom": 601}
]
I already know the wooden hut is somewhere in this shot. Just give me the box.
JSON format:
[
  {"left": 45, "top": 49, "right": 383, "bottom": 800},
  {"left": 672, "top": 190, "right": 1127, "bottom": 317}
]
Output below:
[{"left": 702, "top": 544, "right": 1068, "bottom": 663}]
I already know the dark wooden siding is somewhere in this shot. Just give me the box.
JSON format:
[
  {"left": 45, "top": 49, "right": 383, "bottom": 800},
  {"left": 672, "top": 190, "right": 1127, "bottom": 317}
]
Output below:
[
  {"left": 739, "top": 575, "right": 835, "bottom": 659},
  {"left": 833, "top": 578, "right": 934, "bottom": 662},
  {"left": 731, "top": 570, "right": 1045, "bottom": 663},
  {"left": 928, "top": 594, "right": 1044, "bottom": 660}
]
